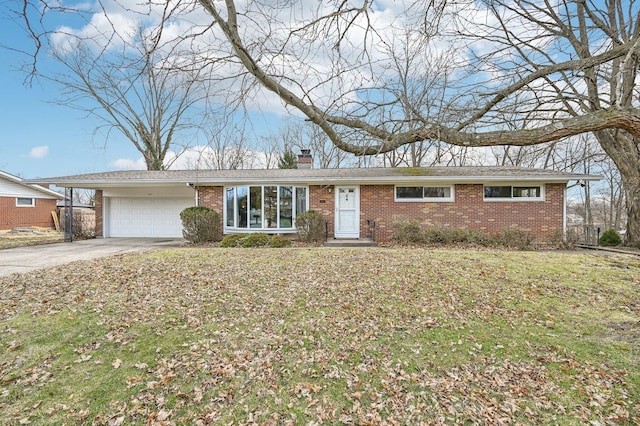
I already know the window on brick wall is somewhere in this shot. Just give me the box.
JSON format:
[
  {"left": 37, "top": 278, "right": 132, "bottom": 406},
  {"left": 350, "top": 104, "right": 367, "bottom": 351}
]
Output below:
[
  {"left": 16, "top": 197, "right": 35, "bottom": 207},
  {"left": 224, "top": 185, "right": 308, "bottom": 231},
  {"left": 484, "top": 185, "right": 544, "bottom": 201},
  {"left": 395, "top": 186, "right": 454, "bottom": 202}
]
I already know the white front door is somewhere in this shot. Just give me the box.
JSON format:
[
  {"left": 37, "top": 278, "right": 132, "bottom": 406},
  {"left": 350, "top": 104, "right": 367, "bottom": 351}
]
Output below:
[{"left": 335, "top": 186, "right": 360, "bottom": 238}]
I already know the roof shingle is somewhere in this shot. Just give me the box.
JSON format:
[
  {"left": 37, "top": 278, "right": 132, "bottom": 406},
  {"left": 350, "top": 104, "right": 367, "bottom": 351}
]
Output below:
[{"left": 26, "top": 166, "right": 600, "bottom": 188}]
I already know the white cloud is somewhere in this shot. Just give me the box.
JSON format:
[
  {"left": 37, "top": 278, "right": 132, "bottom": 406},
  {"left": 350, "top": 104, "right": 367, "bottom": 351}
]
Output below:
[
  {"left": 109, "top": 157, "right": 147, "bottom": 170},
  {"left": 45, "top": 0, "right": 561, "bottom": 134},
  {"left": 28, "top": 146, "right": 49, "bottom": 159},
  {"left": 51, "top": 12, "right": 139, "bottom": 54}
]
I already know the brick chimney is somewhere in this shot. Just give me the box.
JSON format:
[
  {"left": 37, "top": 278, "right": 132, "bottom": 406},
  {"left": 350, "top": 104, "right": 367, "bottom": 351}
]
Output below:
[{"left": 297, "top": 149, "right": 313, "bottom": 169}]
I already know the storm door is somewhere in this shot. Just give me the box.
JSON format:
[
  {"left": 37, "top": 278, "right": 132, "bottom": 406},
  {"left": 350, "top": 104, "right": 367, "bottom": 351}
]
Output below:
[{"left": 335, "top": 186, "right": 360, "bottom": 238}]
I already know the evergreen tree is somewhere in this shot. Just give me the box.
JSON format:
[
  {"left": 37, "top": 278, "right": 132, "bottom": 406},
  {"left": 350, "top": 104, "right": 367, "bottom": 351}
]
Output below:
[{"left": 278, "top": 150, "right": 298, "bottom": 169}]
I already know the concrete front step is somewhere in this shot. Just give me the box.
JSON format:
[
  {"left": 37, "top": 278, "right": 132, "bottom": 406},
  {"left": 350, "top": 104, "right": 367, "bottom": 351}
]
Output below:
[{"left": 324, "top": 238, "right": 377, "bottom": 247}]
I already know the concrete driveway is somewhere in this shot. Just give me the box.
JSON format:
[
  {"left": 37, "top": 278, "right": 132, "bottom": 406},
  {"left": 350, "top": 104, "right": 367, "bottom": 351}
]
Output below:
[{"left": 0, "top": 238, "right": 184, "bottom": 278}]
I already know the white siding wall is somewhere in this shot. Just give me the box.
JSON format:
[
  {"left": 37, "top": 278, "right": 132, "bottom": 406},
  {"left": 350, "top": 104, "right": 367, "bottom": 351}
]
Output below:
[{"left": 0, "top": 177, "right": 59, "bottom": 199}]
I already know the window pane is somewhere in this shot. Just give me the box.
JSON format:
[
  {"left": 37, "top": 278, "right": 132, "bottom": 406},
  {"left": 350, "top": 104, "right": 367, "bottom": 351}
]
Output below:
[
  {"left": 484, "top": 186, "right": 512, "bottom": 198},
  {"left": 16, "top": 197, "right": 34, "bottom": 206},
  {"left": 226, "top": 188, "right": 235, "bottom": 226},
  {"left": 279, "top": 186, "right": 293, "bottom": 228},
  {"left": 423, "top": 187, "right": 451, "bottom": 198},
  {"left": 249, "top": 186, "right": 262, "bottom": 228},
  {"left": 236, "top": 186, "right": 248, "bottom": 228},
  {"left": 396, "top": 186, "right": 423, "bottom": 198},
  {"left": 264, "top": 186, "right": 278, "bottom": 228},
  {"left": 513, "top": 186, "right": 540, "bottom": 198},
  {"left": 295, "top": 187, "right": 307, "bottom": 216}
]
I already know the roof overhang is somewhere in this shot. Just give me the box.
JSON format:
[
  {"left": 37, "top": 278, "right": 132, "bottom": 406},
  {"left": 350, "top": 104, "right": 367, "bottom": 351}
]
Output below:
[
  {"left": 1, "top": 170, "right": 66, "bottom": 199},
  {"left": 26, "top": 168, "right": 602, "bottom": 190}
]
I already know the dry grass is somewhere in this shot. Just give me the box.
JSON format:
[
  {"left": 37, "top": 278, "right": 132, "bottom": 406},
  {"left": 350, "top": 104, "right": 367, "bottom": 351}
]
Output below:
[
  {"left": 0, "top": 247, "right": 638, "bottom": 425},
  {"left": 0, "top": 229, "right": 63, "bottom": 250}
]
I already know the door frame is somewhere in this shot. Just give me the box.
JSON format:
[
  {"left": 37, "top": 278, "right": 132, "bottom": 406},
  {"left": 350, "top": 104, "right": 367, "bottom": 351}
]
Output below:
[{"left": 334, "top": 185, "right": 360, "bottom": 238}]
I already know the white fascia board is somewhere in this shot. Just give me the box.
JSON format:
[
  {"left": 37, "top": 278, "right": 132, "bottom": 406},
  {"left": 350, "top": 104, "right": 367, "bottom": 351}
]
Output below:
[
  {"left": 33, "top": 180, "right": 190, "bottom": 189},
  {"left": 191, "top": 174, "right": 602, "bottom": 185},
  {"left": 29, "top": 173, "right": 602, "bottom": 188},
  {"left": 1, "top": 171, "right": 65, "bottom": 199},
  {"left": 32, "top": 185, "right": 65, "bottom": 199}
]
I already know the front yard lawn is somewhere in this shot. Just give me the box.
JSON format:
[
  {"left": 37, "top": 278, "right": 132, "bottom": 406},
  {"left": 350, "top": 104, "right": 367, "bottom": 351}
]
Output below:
[
  {"left": 1, "top": 248, "right": 638, "bottom": 424},
  {"left": 0, "top": 230, "right": 63, "bottom": 250}
]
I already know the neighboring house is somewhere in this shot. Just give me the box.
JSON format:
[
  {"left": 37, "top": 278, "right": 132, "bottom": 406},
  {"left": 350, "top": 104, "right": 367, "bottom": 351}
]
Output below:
[
  {"left": 0, "top": 170, "right": 65, "bottom": 230},
  {"left": 29, "top": 158, "right": 600, "bottom": 243}
]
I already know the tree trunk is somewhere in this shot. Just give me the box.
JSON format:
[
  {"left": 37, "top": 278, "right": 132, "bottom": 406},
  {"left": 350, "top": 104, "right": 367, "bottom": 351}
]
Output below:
[
  {"left": 622, "top": 174, "right": 640, "bottom": 247},
  {"left": 595, "top": 130, "right": 640, "bottom": 247}
]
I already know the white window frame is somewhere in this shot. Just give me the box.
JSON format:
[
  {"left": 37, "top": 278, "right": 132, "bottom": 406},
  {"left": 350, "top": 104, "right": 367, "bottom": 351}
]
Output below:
[
  {"left": 483, "top": 184, "right": 545, "bottom": 201},
  {"left": 394, "top": 185, "right": 455, "bottom": 202},
  {"left": 224, "top": 185, "right": 309, "bottom": 233},
  {"left": 16, "top": 197, "right": 35, "bottom": 207}
]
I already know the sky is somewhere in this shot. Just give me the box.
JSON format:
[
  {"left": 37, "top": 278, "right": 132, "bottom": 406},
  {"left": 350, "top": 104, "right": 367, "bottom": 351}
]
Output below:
[
  {"left": 0, "top": 18, "right": 150, "bottom": 180},
  {"left": 0, "top": 1, "right": 607, "bottom": 185},
  {"left": 0, "top": 0, "right": 446, "bottom": 181},
  {"left": 0, "top": 1, "right": 485, "bottom": 181},
  {"left": 0, "top": 4, "right": 292, "bottom": 180}
]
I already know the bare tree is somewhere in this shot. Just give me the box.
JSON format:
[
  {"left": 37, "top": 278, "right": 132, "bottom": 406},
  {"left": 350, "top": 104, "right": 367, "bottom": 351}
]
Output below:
[
  {"left": 594, "top": 157, "right": 626, "bottom": 231},
  {"left": 276, "top": 121, "right": 356, "bottom": 169},
  {"left": 15, "top": 0, "right": 640, "bottom": 244},
  {"left": 257, "top": 134, "right": 285, "bottom": 170},
  {"left": 183, "top": 116, "right": 257, "bottom": 170},
  {"left": 13, "top": 1, "right": 213, "bottom": 170},
  {"left": 194, "top": 0, "right": 640, "bottom": 245}
]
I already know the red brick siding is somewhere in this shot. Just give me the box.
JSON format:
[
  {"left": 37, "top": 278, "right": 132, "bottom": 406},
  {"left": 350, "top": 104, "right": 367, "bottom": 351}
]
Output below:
[
  {"left": 198, "top": 186, "right": 224, "bottom": 236},
  {"left": 198, "top": 186, "right": 224, "bottom": 212},
  {"left": 360, "top": 184, "right": 564, "bottom": 242},
  {"left": 309, "top": 185, "right": 335, "bottom": 238},
  {"left": 175, "top": 183, "right": 564, "bottom": 243},
  {"left": 0, "top": 196, "right": 58, "bottom": 230},
  {"left": 95, "top": 190, "right": 104, "bottom": 237}
]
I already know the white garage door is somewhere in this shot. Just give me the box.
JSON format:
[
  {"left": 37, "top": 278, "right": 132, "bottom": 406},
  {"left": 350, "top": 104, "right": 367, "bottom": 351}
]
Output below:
[{"left": 108, "top": 197, "right": 193, "bottom": 238}]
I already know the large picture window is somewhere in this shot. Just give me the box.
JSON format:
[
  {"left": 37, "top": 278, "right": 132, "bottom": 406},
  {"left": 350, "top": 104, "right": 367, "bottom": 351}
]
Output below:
[
  {"left": 484, "top": 185, "right": 543, "bottom": 200},
  {"left": 395, "top": 186, "right": 454, "bottom": 202},
  {"left": 225, "top": 185, "right": 308, "bottom": 231}
]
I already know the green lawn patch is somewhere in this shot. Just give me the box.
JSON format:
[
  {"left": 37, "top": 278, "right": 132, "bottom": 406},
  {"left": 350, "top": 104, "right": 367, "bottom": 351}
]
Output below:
[{"left": 1, "top": 248, "right": 638, "bottom": 424}]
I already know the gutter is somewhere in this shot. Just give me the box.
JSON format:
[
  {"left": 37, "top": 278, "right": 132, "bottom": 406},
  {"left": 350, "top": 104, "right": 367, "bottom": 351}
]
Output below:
[{"left": 27, "top": 174, "right": 603, "bottom": 189}]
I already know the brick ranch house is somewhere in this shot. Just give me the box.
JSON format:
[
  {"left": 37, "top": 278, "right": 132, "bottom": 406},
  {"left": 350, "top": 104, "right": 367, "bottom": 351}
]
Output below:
[
  {"left": 0, "top": 170, "right": 64, "bottom": 230},
  {"left": 31, "top": 164, "right": 599, "bottom": 243}
]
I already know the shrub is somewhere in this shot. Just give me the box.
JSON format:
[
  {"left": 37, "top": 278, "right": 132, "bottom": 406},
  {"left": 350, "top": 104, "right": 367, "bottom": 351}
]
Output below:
[
  {"left": 423, "top": 227, "right": 455, "bottom": 244},
  {"left": 423, "top": 227, "right": 487, "bottom": 245},
  {"left": 295, "top": 210, "right": 325, "bottom": 243},
  {"left": 269, "top": 235, "right": 292, "bottom": 248},
  {"left": 599, "top": 229, "right": 622, "bottom": 247},
  {"left": 220, "top": 233, "right": 293, "bottom": 248},
  {"left": 393, "top": 222, "right": 534, "bottom": 249},
  {"left": 220, "top": 234, "right": 246, "bottom": 248},
  {"left": 391, "top": 219, "right": 425, "bottom": 244},
  {"left": 241, "top": 233, "right": 271, "bottom": 248},
  {"left": 460, "top": 229, "right": 488, "bottom": 245},
  {"left": 180, "top": 207, "right": 222, "bottom": 243},
  {"left": 494, "top": 228, "right": 533, "bottom": 250}
]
